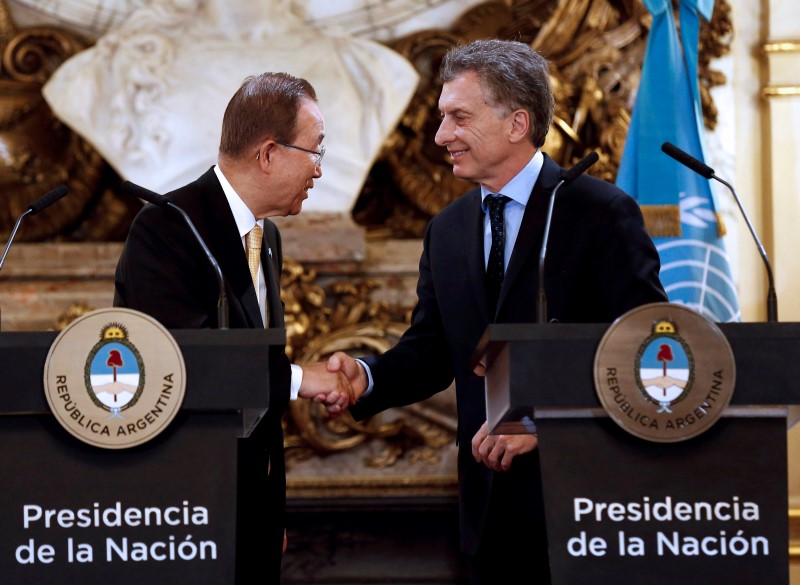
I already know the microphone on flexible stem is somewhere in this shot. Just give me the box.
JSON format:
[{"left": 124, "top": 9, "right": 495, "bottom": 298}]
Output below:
[
  {"left": 537, "top": 151, "right": 600, "bottom": 323},
  {"left": 661, "top": 142, "right": 777, "bottom": 322},
  {"left": 121, "top": 181, "right": 230, "bottom": 329},
  {"left": 0, "top": 185, "right": 69, "bottom": 331},
  {"left": 0, "top": 184, "right": 69, "bottom": 272}
]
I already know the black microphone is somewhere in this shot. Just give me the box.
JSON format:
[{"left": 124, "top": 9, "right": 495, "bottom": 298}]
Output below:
[
  {"left": 661, "top": 142, "right": 777, "bottom": 322},
  {"left": 537, "top": 152, "right": 600, "bottom": 323},
  {"left": 661, "top": 141, "right": 714, "bottom": 179},
  {"left": 563, "top": 151, "right": 600, "bottom": 183},
  {"left": 28, "top": 184, "right": 70, "bottom": 215},
  {"left": 121, "top": 181, "right": 230, "bottom": 329},
  {"left": 0, "top": 184, "right": 69, "bottom": 332},
  {"left": 0, "top": 184, "right": 69, "bottom": 272}
]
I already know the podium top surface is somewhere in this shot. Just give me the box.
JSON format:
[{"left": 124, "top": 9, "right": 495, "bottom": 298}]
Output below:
[
  {"left": 474, "top": 321, "right": 800, "bottom": 408},
  {"left": 1, "top": 328, "right": 285, "bottom": 414}
]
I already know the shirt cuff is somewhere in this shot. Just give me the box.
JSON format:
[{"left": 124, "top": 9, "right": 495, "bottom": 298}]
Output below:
[
  {"left": 290, "top": 363, "right": 302, "bottom": 400},
  {"left": 354, "top": 358, "right": 374, "bottom": 397}
]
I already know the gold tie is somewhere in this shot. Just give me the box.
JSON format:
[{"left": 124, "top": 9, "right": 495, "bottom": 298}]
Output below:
[{"left": 245, "top": 224, "right": 263, "bottom": 291}]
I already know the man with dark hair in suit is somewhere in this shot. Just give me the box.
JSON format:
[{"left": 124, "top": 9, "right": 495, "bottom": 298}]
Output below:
[
  {"left": 322, "top": 40, "right": 667, "bottom": 584},
  {"left": 114, "top": 71, "right": 351, "bottom": 584}
]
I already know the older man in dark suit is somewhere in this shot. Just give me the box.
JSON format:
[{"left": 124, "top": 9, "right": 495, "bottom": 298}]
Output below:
[{"left": 114, "top": 72, "right": 350, "bottom": 584}]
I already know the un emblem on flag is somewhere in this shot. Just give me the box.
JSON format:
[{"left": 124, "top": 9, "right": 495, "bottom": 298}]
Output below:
[
  {"left": 44, "top": 308, "right": 186, "bottom": 449},
  {"left": 593, "top": 302, "right": 735, "bottom": 442}
]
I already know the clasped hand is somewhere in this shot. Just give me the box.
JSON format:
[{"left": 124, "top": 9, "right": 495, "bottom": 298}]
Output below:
[{"left": 298, "top": 351, "right": 367, "bottom": 416}]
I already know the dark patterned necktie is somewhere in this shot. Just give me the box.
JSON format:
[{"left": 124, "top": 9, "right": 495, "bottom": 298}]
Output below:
[{"left": 485, "top": 194, "right": 510, "bottom": 317}]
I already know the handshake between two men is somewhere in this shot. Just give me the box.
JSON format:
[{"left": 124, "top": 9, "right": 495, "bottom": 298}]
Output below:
[
  {"left": 298, "top": 352, "right": 539, "bottom": 474},
  {"left": 297, "top": 352, "right": 366, "bottom": 417}
]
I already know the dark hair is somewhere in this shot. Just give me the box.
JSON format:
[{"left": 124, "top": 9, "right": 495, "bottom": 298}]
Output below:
[
  {"left": 440, "top": 39, "right": 554, "bottom": 147},
  {"left": 219, "top": 72, "right": 318, "bottom": 158}
]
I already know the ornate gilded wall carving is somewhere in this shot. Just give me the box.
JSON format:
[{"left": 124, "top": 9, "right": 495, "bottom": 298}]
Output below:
[
  {"left": 279, "top": 261, "right": 454, "bottom": 468},
  {"left": 0, "top": 1, "right": 139, "bottom": 242}
]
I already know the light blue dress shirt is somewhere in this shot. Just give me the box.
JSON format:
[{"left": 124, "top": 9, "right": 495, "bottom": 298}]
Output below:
[{"left": 479, "top": 150, "right": 544, "bottom": 270}]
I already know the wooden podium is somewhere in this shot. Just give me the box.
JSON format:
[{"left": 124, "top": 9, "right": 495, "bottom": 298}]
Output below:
[
  {"left": 0, "top": 328, "right": 282, "bottom": 584},
  {"left": 476, "top": 321, "right": 800, "bottom": 585}
]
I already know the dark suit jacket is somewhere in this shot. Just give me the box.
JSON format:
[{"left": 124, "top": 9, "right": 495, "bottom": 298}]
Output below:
[
  {"left": 114, "top": 166, "right": 290, "bottom": 584},
  {"left": 350, "top": 153, "right": 667, "bottom": 561}
]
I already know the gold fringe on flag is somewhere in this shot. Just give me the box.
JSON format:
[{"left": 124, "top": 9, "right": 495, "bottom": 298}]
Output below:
[
  {"left": 640, "top": 205, "right": 682, "bottom": 238},
  {"left": 716, "top": 211, "right": 727, "bottom": 237}
]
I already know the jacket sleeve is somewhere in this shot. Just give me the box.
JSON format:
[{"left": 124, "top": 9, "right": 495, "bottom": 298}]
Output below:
[{"left": 349, "top": 220, "right": 455, "bottom": 421}]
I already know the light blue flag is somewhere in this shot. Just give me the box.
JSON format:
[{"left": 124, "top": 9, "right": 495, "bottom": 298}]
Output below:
[{"left": 616, "top": 0, "right": 741, "bottom": 322}]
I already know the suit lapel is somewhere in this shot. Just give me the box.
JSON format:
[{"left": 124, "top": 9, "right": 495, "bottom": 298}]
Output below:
[
  {"left": 463, "top": 190, "right": 491, "bottom": 322},
  {"left": 261, "top": 222, "right": 284, "bottom": 329},
  {"left": 498, "top": 154, "right": 563, "bottom": 312}
]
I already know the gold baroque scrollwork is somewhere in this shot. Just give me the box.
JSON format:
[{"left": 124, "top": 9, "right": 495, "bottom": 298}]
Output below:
[
  {"left": 0, "top": 0, "right": 110, "bottom": 242},
  {"left": 382, "top": 30, "right": 473, "bottom": 218},
  {"left": 281, "top": 257, "right": 455, "bottom": 470},
  {"left": 286, "top": 322, "right": 409, "bottom": 458}
]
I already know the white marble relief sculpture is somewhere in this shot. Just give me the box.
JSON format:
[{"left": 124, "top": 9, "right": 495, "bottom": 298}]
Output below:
[{"left": 40, "top": 0, "right": 420, "bottom": 213}]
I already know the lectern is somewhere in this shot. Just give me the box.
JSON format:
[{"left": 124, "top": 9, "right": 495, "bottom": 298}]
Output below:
[
  {"left": 476, "top": 321, "right": 800, "bottom": 585},
  {"left": 0, "top": 328, "right": 283, "bottom": 584}
]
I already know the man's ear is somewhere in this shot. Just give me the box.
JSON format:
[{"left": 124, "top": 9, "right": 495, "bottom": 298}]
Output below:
[
  {"left": 257, "top": 141, "right": 277, "bottom": 167},
  {"left": 509, "top": 109, "right": 532, "bottom": 144}
]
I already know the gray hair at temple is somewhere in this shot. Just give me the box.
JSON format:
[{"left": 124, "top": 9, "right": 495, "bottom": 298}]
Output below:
[
  {"left": 440, "top": 39, "right": 554, "bottom": 148},
  {"left": 219, "top": 71, "right": 318, "bottom": 159}
]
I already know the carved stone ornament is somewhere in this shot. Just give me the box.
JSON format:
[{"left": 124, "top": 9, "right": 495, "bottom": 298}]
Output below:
[{"left": 0, "top": 1, "right": 113, "bottom": 241}]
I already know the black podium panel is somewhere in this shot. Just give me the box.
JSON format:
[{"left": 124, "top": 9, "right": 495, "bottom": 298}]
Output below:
[
  {"left": 1, "top": 413, "right": 239, "bottom": 583},
  {"left": 538, "top": 416, "right": 788, "bottom": 584},
  {"left": 0, "top": 327, "right": 283, "bottom": 584}
]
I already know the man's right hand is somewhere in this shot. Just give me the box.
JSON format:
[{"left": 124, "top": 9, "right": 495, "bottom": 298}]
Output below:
[
  {"left": 297, "top": 361, "right": 354, "bottom": 416},
  {"left": 325, "top": 351, "right": 368, "bottom": 410}
]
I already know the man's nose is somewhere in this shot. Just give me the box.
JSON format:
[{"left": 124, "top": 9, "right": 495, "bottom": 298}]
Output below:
[{"left": 434, "top": 118, "right": 453, "bottom": 146}]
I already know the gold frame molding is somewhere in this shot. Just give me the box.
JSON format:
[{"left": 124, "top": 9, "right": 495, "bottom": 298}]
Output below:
[
  {"left": 762, "top": 39, "right": 800, "bottom": 98},
  {"left": 763, "top": 41, "right": 800, "bottom": 53}
]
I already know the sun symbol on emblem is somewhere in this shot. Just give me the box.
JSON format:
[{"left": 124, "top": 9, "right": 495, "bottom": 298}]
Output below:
[{"left": 100, "top": 322, "right": 129, "bottom": 340}]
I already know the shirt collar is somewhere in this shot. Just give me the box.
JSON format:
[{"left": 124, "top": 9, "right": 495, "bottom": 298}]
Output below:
[
  {"left": 213, "top": 165, "right": 262, "bottom": 238},
  {"left": 480, "top": 149, "right": 544, "bottom": 210}
]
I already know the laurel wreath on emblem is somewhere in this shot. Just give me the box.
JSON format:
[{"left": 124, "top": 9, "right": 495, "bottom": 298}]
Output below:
[
  {"left": 634, "top": 319, "right": 696, "bottom": 414},
  {"left": 82, "top": 322, "right": 146, "bottom": 419}
]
